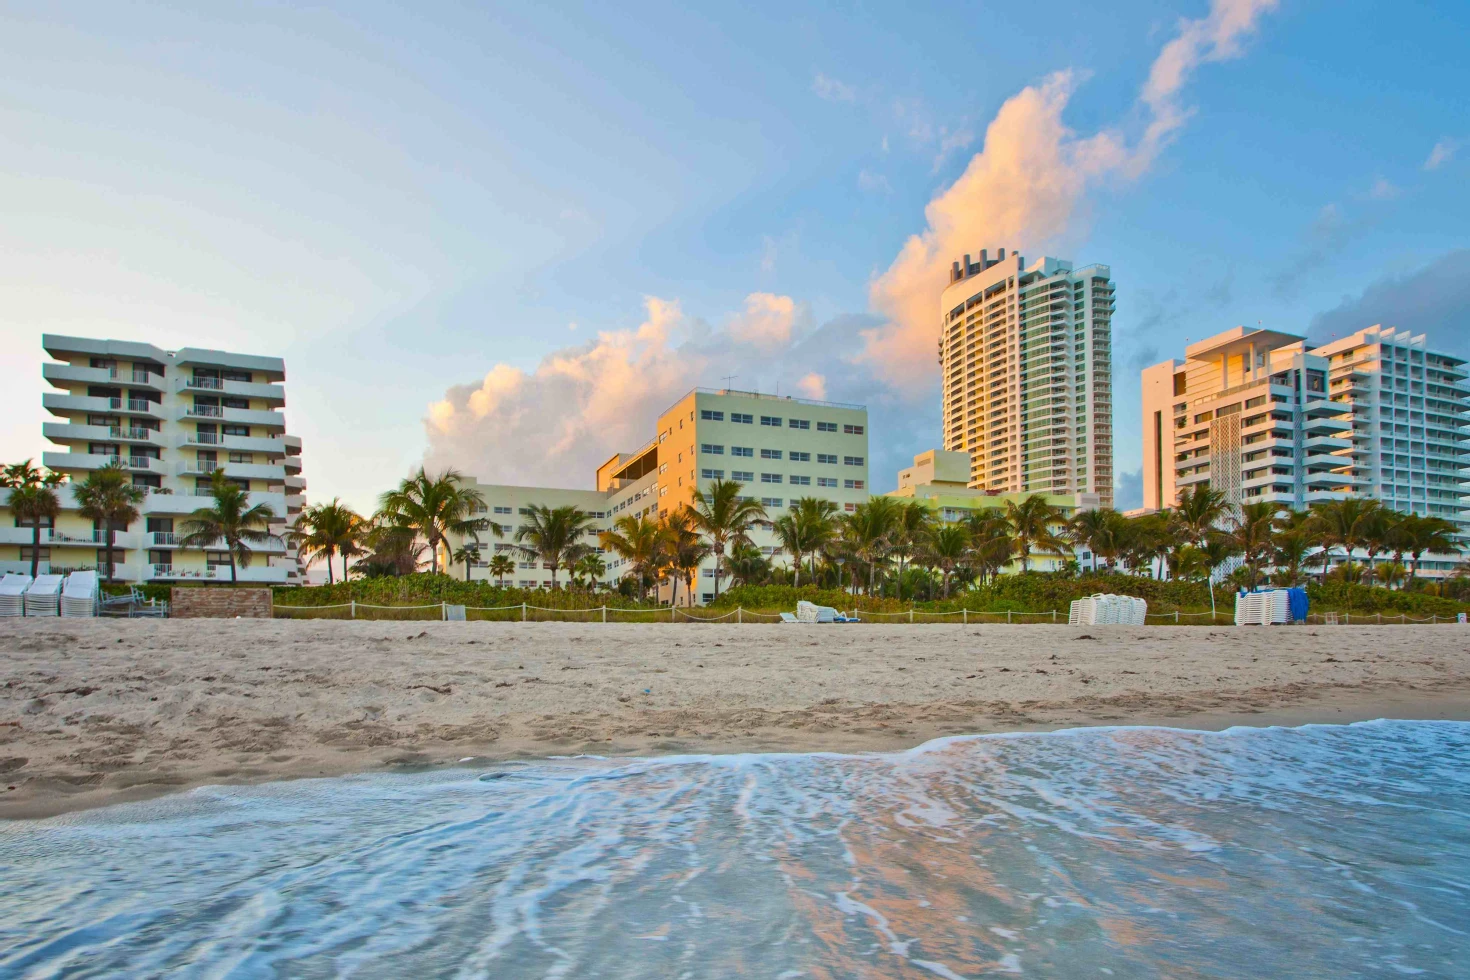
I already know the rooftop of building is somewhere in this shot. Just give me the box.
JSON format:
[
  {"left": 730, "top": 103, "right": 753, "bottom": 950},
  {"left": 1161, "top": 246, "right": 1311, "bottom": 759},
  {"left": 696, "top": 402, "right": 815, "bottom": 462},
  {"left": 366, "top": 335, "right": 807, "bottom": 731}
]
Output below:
[
  {"left": 1183, "top": 325, "right": 1306, "bottom": 362},
  {"left": 42, "top": 334, "right": 287, "bottom": 375}
]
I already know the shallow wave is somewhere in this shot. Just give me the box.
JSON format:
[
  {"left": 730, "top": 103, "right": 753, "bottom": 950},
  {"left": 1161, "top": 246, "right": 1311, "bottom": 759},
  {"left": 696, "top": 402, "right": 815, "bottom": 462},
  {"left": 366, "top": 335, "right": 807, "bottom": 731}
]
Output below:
[{"left": 2, "top": 721, "right": 1467, "bottom": 978}]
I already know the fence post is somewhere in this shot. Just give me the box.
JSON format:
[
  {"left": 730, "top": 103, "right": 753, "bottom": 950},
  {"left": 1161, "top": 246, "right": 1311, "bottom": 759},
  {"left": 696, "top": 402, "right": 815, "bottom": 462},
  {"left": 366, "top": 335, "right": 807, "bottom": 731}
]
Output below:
[
  {"left": 602, "top": 605, "right": 607, "bottom": 623},
  {"left": 737, "top": 606, "right": 742, "bottom": 624},
  {"left": 1052, "top": 609, "right": 1057, "bottom": 623},
  {"left": 521, "top": 602, "right": 527, "bottom": 622},
  {"left": 442, "top": 601, "right": 447, "bottom": 622},
  {"left": 1006, "top": 610, "right": 1012, "bottom": 624},
  {"left": 962, "top": 609, "right": 967, "bottom": 625},
  {"left": 1377, "top": 613, "right": 1381, "bottom": 624},
  {"left": 350, "top": 600, "right": 356, "bottom": 619},
  {"left": 909, "top": 607, "right": 914, "bottom": 624},
  {"left": 672, "top": 604, "right": 677, "bottom": 623}
]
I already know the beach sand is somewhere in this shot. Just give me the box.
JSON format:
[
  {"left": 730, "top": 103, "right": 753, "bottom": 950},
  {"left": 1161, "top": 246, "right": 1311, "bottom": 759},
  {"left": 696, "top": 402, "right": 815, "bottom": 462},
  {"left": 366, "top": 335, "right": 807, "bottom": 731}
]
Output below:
[{"left": 3, "top": 619, "right": 1468, "bottom": 819}]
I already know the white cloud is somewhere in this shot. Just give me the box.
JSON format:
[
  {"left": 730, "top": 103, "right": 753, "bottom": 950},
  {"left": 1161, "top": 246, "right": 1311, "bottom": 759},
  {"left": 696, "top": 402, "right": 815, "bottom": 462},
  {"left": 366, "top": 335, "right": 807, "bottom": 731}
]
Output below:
[
  {"left": 812, "top": 73, "right": 856, "bottom": 102},
  {"left": 795, "top": 372, "right": 827, "bottom": 401},
  {"left": 859, "top": 0, "right": 1279, "bottom": 391},
  {"left": 727, "top": 292, "right": 802, "bottom": 349},
  {"left": 1424, "top": 139, "right": 1457, "bottom": 171},
  {"left": 1367, "top": 177, "right": 1400, "bottom": 200}
]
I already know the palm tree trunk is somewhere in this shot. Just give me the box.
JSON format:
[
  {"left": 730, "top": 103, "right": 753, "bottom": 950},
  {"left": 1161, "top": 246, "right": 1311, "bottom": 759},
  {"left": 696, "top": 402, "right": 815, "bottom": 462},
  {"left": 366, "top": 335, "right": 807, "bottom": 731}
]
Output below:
[
  {"left": 106, "top": 523, "right": 116, "bottom": 584},
  {"left": 327, "top": 546, "right": 336, "bottom": 584},
  {"left": 230, "top": 550, "right": 238, "bottom": 583},
  {"left": 30, "top": 523, "right": 41, "bottom": 579}
]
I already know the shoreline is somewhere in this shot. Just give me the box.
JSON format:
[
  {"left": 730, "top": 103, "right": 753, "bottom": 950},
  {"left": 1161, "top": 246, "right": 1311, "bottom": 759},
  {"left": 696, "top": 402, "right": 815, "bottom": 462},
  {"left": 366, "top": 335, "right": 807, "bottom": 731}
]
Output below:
[{"left": 4, "top": 620, "right": 1469, "bottom": 820}]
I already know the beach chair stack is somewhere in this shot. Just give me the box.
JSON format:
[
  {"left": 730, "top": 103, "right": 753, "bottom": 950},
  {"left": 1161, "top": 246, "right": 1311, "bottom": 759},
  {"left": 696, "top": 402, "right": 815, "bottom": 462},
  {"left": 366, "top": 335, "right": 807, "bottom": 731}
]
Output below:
[
  {"left": 792, "top": 601, "right": 858, "bottom": 623},
  {"left": 1233, "top": 589, "right": 1297, "bottom": 626},
  {"left": 1068, "top": 594, "right": 1147, "bottom": 626},
  {"left": 23, "top": 574, "right": 64, "bottom": 617},
  {"left": 60, "top": 570, "right": 99, "bottom": 618},
  {"left": 0, "top": 573, "right": 31, "bottom": 617}
]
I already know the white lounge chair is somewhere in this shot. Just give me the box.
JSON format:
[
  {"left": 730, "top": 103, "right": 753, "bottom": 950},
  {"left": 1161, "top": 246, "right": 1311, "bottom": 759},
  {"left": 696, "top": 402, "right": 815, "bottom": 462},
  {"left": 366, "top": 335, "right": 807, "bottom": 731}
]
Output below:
[
  {"left": 61, "top": 571, "right": 99, "bottom": 617},
  {"left": 24, "top": 574, "right": 64, "bottom": 617},
  {"left": 0, "top": 573, "right": 31, "bottom": 617}
]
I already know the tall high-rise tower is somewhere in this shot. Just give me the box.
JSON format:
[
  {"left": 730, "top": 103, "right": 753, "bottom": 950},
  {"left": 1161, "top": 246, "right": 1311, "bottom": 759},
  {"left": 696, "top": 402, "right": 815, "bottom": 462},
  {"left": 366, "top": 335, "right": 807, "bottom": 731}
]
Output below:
[{"left": 938, "top": 249, "right": 1115, "bottom": 506}]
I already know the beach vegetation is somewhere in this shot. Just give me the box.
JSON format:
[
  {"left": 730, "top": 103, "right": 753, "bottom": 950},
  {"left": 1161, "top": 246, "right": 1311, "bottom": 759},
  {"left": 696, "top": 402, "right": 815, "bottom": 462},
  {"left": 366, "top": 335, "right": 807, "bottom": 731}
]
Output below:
[
  {"left": 178, "top": 469, "right": 280, "bottom": 583},
  {"left": 73, "top": 463, "right": 146, "bottom": 584},
  {"left": 378, "top": 468, "right": 491, "bottom": 576}
]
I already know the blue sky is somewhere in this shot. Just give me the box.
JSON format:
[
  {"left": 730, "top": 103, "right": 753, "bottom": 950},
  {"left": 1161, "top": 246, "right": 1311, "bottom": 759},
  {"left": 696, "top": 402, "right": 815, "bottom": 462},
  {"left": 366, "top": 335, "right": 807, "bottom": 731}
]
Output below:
[{"left": 2, "top": 0, "right": 1466, "bottom": 513}]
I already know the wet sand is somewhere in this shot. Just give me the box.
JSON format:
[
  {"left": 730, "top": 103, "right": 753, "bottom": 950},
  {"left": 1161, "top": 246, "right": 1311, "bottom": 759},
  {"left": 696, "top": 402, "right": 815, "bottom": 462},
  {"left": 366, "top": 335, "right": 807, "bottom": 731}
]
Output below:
[{"left": 3, "top": 619, "right": 1468, "bottom": 819}]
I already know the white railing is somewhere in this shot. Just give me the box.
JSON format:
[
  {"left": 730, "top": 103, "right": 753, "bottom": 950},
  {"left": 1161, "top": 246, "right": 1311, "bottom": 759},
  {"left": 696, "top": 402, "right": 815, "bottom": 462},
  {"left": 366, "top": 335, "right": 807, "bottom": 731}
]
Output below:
[{"left": 185, "top": 405, "right": 224, "bottom": 418}]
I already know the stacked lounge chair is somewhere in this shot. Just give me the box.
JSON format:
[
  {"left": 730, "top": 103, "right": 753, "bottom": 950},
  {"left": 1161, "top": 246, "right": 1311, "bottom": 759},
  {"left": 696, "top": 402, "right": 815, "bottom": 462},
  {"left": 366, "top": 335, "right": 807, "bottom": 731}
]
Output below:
[
  {"left": 61, "top": 570, "right": 99, "bottom": 617},
  {"left": 793, "top": 601, "right": 860, "bottom": 623},
  {"left": 1069, "top": 594, "right": 1148, "bottom": 626},
  {"left": 23, "top": 574, "right": 64, "bottom": 617},
  {"left": 1234, "top": 588, "right": 1305, "bottom": 625},
  {"left": 0, "top": 573, "right": 31, "bottom": 617}
]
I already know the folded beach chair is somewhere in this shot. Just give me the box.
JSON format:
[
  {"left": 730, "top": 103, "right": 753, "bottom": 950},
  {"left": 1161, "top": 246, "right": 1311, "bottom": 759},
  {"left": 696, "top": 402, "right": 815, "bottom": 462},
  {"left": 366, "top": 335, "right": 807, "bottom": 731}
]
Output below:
[
  {"left": 60, "top": 570, "right": 99, "bottom": 617},
  {"left": 0, "top": 573, "right": 31, "bottom": 617},
  {"left": 24, "top": 574, "right": 64, "bottom": 617},
  {"left": 779, "top": 612, "right": 798, "bottom": 623}
]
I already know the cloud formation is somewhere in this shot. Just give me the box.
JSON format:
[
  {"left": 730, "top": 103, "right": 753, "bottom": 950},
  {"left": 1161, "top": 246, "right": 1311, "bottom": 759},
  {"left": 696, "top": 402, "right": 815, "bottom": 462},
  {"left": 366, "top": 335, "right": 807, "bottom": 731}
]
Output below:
[
  {"left": 1423, "top": 139, "right": 1457, "bottom": 171},
  {"left": 1307, "top": 249, "right": 1470, "bottom": 355},
  {"left": 859, "top": 0, "right": 1279, "bottom": 391},
  {"left": 812, "top": 73, "right": 856, "bottom": 102}
]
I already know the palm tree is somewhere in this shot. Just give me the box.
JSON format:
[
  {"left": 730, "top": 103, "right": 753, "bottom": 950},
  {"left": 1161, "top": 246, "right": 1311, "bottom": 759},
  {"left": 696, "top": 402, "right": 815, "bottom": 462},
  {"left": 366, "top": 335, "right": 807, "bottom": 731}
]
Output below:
[
  {"left": 1392, "top": 514, "right": 1459, "bottom": 583},
  {"left": 962, "top": 511, "right": 1013, "bottom": 584},
  {"left": 1123, "top": 511, "right": 1171, "bottom": 578},
  {"left": 658, "top": 507, "right": 711, "bottom": 606},
  {"left": 178, "top": 469, "right": 279, "bottom": 583},
  {"left": 726, "top": 543, "right": 771, "bottom": 587},
  {"left": 1375, "top": 561, "right": 1407, "bottom": 590},
  {"left": 924, "top": 523, "right": 970, "bottom": 598},
  {"left": 2, "top": 459, "right": 64, "bottom": 489},
  {"left": 690, "top": 479, "right": 766, "bottom": 599},
  {"left": 840, "top": 496, "right": 899, "bottom": 595},
  {"left": 572, "top": 551, "right": 607, "bottom": 589},
  {"left": 357, "top": 518, "right": 428, "bottom": 577},
  {"left": 599, "top": 514, "right": 664, "bottom": 601},
  {"left": 794, "top": 497, "right": 840, "bottom": 582},
  {"left": 9, "top": 482, "right": 62, "bottom": 579},
  {"left": 451, "top": 543, "right": 482, "bottom": 580},
  {"left": 515, "top": 504, "right": 597, "bottom": 589},
  {"left": 1004, "top": 494, "right": 1069, "bottom": 573},
  {"left": 1170, "top": 485, "right": 1230, "bottom": 547},
  {"left": 1308, "top": 497, "right": 1381, "bottom": 581},
  {"left": 770, "top": 512, "right": 808, "bottom": 586},
  {"left": 889, "top": 501, "right": 935, "bottom": 599},
  {"left": 1069, "top": 507, "right": 1130, "bottom": 573},
  {"left": 377, "top": 468, "right": 489, "bottom": 575},
  {"left": 73, "top": 463, "right": 145, "bottom": 584},
  {"left": 290, "top": 498, "right": 366, "bottom": 584},
  {"left": 1229, "top": 500, "right": 1278, "bottom": 589},
  {"left": 1270, "top": 513, "right": 1317, "bottom": 587},
  {"left": 487, "top": 552, "right": 515, "bottom": 586}
]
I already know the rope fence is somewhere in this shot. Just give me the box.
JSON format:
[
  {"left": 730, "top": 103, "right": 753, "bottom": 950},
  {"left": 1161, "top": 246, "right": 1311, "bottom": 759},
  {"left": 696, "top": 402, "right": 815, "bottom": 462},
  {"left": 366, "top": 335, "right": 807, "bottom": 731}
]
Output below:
[{"left": 271, "top": 601, "right": 1469, "bottom": 625}]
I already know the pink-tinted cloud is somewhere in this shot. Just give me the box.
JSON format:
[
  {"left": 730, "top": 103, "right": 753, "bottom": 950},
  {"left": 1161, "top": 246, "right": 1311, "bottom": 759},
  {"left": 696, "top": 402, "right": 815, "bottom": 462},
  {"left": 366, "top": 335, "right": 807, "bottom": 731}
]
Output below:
[{"left": 859, "top": 0, "right": 1279, "bottom": 391}]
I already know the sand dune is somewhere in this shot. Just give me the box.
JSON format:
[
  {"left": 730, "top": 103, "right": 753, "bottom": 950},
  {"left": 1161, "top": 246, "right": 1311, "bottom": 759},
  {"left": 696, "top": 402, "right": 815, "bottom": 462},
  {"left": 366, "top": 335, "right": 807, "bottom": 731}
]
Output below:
[{"left": 3, "top": 619, "right": 1468, "bottom": 819}]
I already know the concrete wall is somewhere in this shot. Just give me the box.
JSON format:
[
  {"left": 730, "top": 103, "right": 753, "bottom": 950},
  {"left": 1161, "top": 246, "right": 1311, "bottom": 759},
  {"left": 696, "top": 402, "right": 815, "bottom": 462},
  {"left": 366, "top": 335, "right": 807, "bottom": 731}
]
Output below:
[{"left": 170, "top": 587, "right": 273, "bottom": 618}]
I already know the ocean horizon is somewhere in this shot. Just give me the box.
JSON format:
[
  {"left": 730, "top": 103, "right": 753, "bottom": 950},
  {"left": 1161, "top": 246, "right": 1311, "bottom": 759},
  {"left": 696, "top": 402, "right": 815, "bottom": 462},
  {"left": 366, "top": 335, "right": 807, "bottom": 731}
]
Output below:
[{"left": 3, "top": 720, "right": 1467, "bottom": 978}]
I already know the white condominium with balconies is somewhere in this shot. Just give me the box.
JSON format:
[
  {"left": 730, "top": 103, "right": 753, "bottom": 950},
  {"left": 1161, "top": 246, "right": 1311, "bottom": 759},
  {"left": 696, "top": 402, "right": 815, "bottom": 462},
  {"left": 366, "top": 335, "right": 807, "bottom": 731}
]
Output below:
[
  {"left": 1141, "top": 324, "right": 1468, "bottom": 575},
  {"left": 939, "top": 249, "right": 1115, "bottom": 507},
  {"left": 0, "top": 335, "right": 307, "bottom": 584}
]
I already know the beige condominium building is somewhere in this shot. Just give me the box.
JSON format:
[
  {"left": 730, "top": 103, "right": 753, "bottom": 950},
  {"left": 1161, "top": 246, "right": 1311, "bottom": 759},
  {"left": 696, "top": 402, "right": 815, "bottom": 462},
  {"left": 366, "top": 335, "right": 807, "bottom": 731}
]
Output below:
[
  {"left": 1141, "top": 324, "right": 1468, "bottom": 576},
  {"left": 887, "top": 448, "right": 1099, "bottom": 573},
  {"left": 451, "top": 387, "right": 870, "bottom": 602},
  {"left": 939, "top": 249, "right": 1116, "bottom": 506},
  {"left": 0, "top": 335, "right": 306, "bottom": 584}
]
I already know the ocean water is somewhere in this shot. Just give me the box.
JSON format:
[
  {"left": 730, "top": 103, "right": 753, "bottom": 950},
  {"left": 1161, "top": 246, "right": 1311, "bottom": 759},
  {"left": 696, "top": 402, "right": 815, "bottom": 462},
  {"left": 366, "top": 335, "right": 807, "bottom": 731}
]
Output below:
[{"left": 2, "top": 721, "right": 1467, "bottom": 979}]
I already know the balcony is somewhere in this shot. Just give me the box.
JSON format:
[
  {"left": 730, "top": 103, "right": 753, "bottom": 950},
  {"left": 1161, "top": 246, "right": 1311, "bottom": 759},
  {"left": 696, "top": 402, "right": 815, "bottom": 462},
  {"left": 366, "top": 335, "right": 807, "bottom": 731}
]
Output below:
[
  {"left": 0, "top": 527, "right": 138, "bottom": 548},
  {"left": 141, "top": 490, "right": 289, "bottom": 517},
  {"left": 176, "top": 460, "right": 286, "bottom": 481},
  {"left": 146, "top": 530, "right": 286, "bottom": 553},
  {"left": 180, "top": 405, "right": 286, "bottom": 428},
  {"left": 176, "top": 376, "right": 286, "bottom": 402},
  {"left": 42, "top": 422, "right": 157, "bottom": 446},
  {"left": 40, "top": 451, "right": 164, "bottom": 474},
  {"left": 1303, "top": 415, "right": 1352, "bottom": 435}
]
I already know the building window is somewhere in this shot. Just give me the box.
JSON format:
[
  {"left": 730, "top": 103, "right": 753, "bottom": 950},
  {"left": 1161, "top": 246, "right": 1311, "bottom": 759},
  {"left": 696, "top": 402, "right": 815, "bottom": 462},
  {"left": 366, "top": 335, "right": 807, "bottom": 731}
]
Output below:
[
  {"left": 817, "top": 477, "right": 838, "bottom": 488},
  {"left": 789, "top": 451, "right": 811, "bottom": 462},
  {"left": 206, "top": 551, "right": 232, "bottom": 568},
  {"left": 228, "top": 452, "right": 253, "bottom": 464},
  {"left": 843, "top": 502, "right": 856, "bottom": 512},
  {"left": 817, "top": 421, "right": 838, "bottom": 433},
  {"left": 19, "top": 547, "right": 51, "bottom": 562},
  {"left": 700, "top": 443, "right": 724, "bottom": 455},
  {"left": 731, "top": 470, "right": 754, "bottom": 481},
  {"left": 790, "top": 475, "right": 811, "bottom": 486},
  {"left": 788, "top": 418, "right": 810, "bottom": 430},
  {"left": 701, "top": 468, "right": 724, "bottom": 479},
  {"left": 760, "top": 448, "right": 782, "bottom": 459},
  {"left": 700, "top": 409, "right": 725, "bottom": 421},
  {"left": 222, "top": 424, "right": 250, "bottom": 437},
  {"left": 844, "top": 479, "right": 866, "bottom": 490},
  {"left": 702, "top": 593, "right": 714, "bottom": 603},
  {"left": 731, "top": 446, "right": 753, "bottom": 457},
  {"left": 844, "top": 424, "right": 865, "bottom": 435},
  {"left": 817, "top": 453, "right": 838, "bottom": 465},
  {"left": 761, "top": 497, "right": 783, "bottom": 508},
  {"left": 760, "top": 416, "right": 782, "bottom": 426},
  {"left": 843, "top": 456, "right": 864, "bottom": 466},
  {"left": 731, "top": 413, "right": 753, "bottom": 424},
  {"left": 493, "top": 506, "right": 512, "bottom": 515},
  {"left": 761, "top": 473, "right": 782, "bottom": 483}
]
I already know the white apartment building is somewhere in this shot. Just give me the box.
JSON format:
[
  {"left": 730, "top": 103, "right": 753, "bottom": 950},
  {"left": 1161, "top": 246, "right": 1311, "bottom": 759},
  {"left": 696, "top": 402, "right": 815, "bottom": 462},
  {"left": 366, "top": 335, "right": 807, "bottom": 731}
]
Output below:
[
  {"left": 1141, "top": 324, "right": 1468, "bottom": 575},
  {"left": 452, "top": 387, "right": 870, "bottom": 602},
  {"left": 939, "top": 249, "right": 1115, "bottom": 507},
  {"left": 0, "top": 335, "right": 307, "bottom": 584}
]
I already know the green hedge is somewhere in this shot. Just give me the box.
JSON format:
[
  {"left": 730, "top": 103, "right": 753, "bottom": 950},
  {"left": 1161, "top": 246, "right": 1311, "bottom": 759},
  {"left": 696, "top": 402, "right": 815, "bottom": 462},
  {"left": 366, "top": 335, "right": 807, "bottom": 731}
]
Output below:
[{"left": 270, "top": 573, "right": 660, "bottom": 610}]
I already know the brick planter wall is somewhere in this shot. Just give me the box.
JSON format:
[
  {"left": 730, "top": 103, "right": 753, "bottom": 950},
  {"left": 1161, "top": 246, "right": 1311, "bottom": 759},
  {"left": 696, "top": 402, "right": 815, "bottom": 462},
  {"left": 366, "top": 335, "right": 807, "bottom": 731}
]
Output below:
[{"left": 170, "top": 587, "right": 273, "bottom": 619}]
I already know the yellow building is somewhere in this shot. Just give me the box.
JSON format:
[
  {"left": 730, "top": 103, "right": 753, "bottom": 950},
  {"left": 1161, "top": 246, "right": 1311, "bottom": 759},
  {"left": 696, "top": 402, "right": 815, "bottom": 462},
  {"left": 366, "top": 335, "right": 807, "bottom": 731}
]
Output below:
[
  {"left": 886, "top": 449, "right": 1099, "bottom": 572},
  {"left": 0, "top": 335, "right": 306, "bottom": 584},
  {"left": 450, "top": 387, "right": 870, "bottom": 602}
]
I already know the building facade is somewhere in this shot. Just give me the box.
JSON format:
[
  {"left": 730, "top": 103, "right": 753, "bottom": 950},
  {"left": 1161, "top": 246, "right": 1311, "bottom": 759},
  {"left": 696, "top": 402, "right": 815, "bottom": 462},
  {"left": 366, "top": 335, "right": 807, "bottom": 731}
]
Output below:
[
  {"left": 451, "top": 388, "right": 869, "bottom": 603},
  {"left": 0, "top": 335, "right": 307, "bottom": 584},
  {"left": 1141, "top": 324, "right": 1468, "bottom": 575},
  {"left": 886, "top": 449, "right": 1100, "bottom": 573},
  {"left": 939, "top": 249, "right": 1115, "bottom": 506}
]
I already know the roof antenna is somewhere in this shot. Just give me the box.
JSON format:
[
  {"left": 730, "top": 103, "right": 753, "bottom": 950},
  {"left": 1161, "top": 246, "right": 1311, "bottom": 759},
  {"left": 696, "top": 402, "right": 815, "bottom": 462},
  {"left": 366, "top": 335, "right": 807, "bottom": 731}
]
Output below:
[{"left": 722, "top": 374, "right": 737, "bottom": 391}]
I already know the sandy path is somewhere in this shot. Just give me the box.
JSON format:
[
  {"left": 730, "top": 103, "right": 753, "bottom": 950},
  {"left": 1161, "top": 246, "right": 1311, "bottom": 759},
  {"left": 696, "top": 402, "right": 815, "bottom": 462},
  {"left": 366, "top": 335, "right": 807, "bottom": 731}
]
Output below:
[{"left": 3, "top": 619, "right": 1468, "bottom": 818}]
